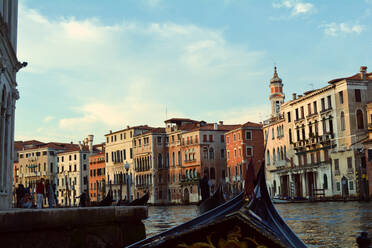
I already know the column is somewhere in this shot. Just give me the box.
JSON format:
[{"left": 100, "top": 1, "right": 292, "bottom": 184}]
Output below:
[{"left": 0, "top": 107, "right": 5, "bottom": 193}]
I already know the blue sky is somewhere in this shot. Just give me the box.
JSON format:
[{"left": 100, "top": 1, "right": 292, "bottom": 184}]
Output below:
[{"left": 15, "top": 0, "right": 372, "bottom": 143}]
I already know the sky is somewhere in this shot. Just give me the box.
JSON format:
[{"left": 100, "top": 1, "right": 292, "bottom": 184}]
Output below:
[{"left": 15, "top": 0, "right": 372, "bottom": 143}]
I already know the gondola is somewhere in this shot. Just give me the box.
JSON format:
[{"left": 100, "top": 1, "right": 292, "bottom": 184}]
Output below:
[
  {"left": 127, "top": 162, "right": 307, "bottom": 248},
  {"left": 99, "top": 191, "right": 149, "bottom": 206},
  {"left": 197, "top": 184, "right": 226, "bottom": 215}
]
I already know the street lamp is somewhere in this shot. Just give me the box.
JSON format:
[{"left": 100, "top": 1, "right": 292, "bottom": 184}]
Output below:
[{"left": 125, "top": 162, "right": 131, "bottom": 201}]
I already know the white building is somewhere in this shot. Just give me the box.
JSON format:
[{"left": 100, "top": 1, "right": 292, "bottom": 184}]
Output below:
[
  {"left": 104, "top": 126, "right": 152, "bottom": 202},
  {"left": 56, "top": 135, "right": 97, "bottom": 207},
  {"left": 264, "top": 66, "right": 372, "bottom": 199},
  {"left": 0, "top": 0, "right": 26, "bottom": 209}
]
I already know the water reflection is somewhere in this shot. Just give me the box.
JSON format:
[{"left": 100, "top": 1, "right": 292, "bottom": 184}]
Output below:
[{"left": 144, "top": 201, "right": 372, "bottom": 248}]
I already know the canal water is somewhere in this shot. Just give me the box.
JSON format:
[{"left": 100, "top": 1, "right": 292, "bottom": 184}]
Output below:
[{"left": 144, "top": 201, "right": 372, "bottom": 248}]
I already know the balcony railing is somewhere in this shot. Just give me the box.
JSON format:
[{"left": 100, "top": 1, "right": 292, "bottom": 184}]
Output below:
[
  {"left": 335, "top": 170, "right": 341, "bottom": 176},
  {"left": 347, "top": 168, "right": 354, "bottom": 174}
]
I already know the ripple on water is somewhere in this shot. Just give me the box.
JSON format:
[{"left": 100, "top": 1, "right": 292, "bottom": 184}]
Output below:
[{"left": 144, "top": 202, "right": 372, "bottom": 247}]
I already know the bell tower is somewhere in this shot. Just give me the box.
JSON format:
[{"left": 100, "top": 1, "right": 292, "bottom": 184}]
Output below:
[{"left": 270, "top": 66, "right": 285, "bottom": 117}]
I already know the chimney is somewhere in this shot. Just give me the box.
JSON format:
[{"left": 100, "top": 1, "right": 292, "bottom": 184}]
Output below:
[
  {"left": 298, "top": 95, "right": 303, "bottom": 98},
  {"left": 88, "top": 135, "right": 94, "bottom": 153},
  {"left": 127, "top": 125, "right": 130, "bottom": 129},
  {"left": 360, "top": 66, "right": 367, "bottom": 80},
  {"left": 292, "top": 93, "right": 297, "bottom": 100},
  {"left": 213, "top": 123, "right": 218, "bottom": 130},
  {"left": 218, "top": 121, "right": 223, "bottom": 125}
]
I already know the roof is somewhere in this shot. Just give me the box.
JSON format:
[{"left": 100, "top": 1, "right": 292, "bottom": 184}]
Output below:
[
  {"left": 104, "top": 125, "right": 153, "bottom": 136},
  {"left": 328, "top": 72, "right": 372, "bottom": 84},
  {"left": 142, "top": 127, "right": 166, "bottom": 135},
  {"left": 187, "top": 123, "right": 242, "bottom": 133},
  {"left": 241, "top": 121, "right": 262, "bottom": 128}
]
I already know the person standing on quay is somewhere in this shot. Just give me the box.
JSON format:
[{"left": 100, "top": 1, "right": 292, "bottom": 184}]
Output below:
[
  {"left": 45, "top": 180, "right": 54, "bottom": 208},
  {"left": 36, "top": 178, "right": 45, "bottom": 209}
]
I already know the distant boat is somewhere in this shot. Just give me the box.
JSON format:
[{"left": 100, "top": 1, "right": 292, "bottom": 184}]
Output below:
[
  {"left": 127, "top": 163, "right": 307, "bottom": 248},
  {"left": 197, "top": 184, "right": 226, "bottom": 215}
]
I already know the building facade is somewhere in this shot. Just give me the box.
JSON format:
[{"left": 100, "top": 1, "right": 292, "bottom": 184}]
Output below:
[
  {"left": 264, "top": 66, "right": 372, "bottom": 199},
  {"left": 88, "top": 152, "right": 105, "bottom": 203},
  {"left": 104, "top": 126, "right": 152, "bottom": 202},
  {"left": 225, "top": 122, "right": 264, "bottom": 195},
  {"left": 363, "top": 102, "right": 372, "bottom": 199},
  {"left": 0, "top": 0, "right": 25, "bottom": 209}
]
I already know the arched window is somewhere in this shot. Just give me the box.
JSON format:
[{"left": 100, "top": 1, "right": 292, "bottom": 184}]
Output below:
[
  {"left": 266, "top": 150, "right": 270, "bottom": 165},
  {"left": 209, "top": 148, "right": 214, "bottom": 160},
  {"left": 280, "top": 147, "right": 283, "bottom": 160},
  {"left": 273, "top": 148, "right": 276, "bottom": 162},
  {"left": 158, "top": 153, "right": 162, "bottom": 168},
  {"left": 284, "top": 146, "right": 287, "bottom": 159},
  {"left": 277, "top": 148, "right": 280, "bottom": 161},
  {"left": 166, "top": 153, "right": 170, "bottom": 167},
  {"left": 289, "top": 128, "right": 292, "bottom": 143},
  {"left": 172, "top": 152, "right": 175, "bottom": 166},
  {"left": 323, "top": 174, "right": 328, "bottom": 190},
  {"left": 203, "top": 147, "right": 208, "bottom": 159},
  {"left": 186, "top": 170, "right": 189, "bottom": 179},
  {"left": 357, "top": 109, "right": 364, "bottom": 129},
  {"left": 193, "top": 169, "right": 197, "bottom": 178},
  {"left": 340, "top": 111, "right": 345, "bottom": 131}
]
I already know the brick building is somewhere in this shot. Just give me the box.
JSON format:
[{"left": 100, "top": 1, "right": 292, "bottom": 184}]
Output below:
[
  {"left": 89, "top": 152, "right": 106, "bottom": 203},
  {"left": 225, "top": 122, "right": 264, "bottom": 194},
  {"left": 363, "top": 102, "right": 372, "bottom": 199}
]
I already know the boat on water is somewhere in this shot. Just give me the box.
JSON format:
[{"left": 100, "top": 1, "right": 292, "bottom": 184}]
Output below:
[
  {"left": 98, "top": 191, "right": 149, "bottom": 206},
  {"left": 127, "top": 162, "right": 307, "bottom": 248},
  {"left": 197, "top": 184, "right": 226, "bottom": 215}
]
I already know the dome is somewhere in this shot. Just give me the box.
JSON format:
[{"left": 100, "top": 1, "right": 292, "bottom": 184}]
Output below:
[{"left": 270, "top": 66, "right": 282, "bottom": 83}]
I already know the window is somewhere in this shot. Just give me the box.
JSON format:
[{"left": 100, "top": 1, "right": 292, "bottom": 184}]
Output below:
[
  {"left": 369, "top": 149, "right": 372, "bottom": 162},
  {"left": 238, "top": 148, "right": 241, "bottom": 157},
  {"left": 227, "top": 151, "right": 230, "bottom": 160},
  {"left": 357, "top": 110, "right": 364, "bottom": 129},
  {"left": 349, "top": 181, "right": 354, "bottom": 191},
  {"left": 307, "top": 103, "right": 311, "bottom": 115},
  {"left": 323, "top": 174, "right": 328, "bottom": 190},
  {"left": 321, "top": 98, "right": 325, "bottom": 111},
  {"left": 289, "top": 128, "right": 292, "bottom": 143},
  {"left": 246, "top": 131, "right": 252, "bottom": 140},
  {"left": 295, "top": 108, "right": 299, "bottom": 120},
  {"left": 266, "top": 150, "right": 270, "bottom": 165},
  {"left": 50, "top": 163, "right": 53, "bottom": 173},
  {"left": 209, "top": 148, "right": 214, "bottom": 159},
  {"left": 272, "top": 128, "right": 275, "bottom": 140},
  {"left": 246, "top": 147, "right": 252, "bottom": 157},
  {"left": 313, "top": 101, "right": 317, "bottom": 113},
  {"left": 339, "top": 91, "right": 344, "bottom": 104},
  {"left": 336, "top": 182, "right": 341, "bottom": 191},
  {"left": 287, "top": 112, "right": 291, "bottom": 122},
  {"left": 157, "top": 136, "right": 162, "bottom": 144},
  {"left": 233, "top": 134, "right": 236, "bottom": 141},
  {"left": 300, "top": 106, "right": 304, "bottom": 119},
  {"left": 74, "top": 154, "right": 77, "bottom": 160},
  {"left": 327, "top": 95, "right": 332, "bottom": 109},
  {"left": 74, "top": 164, "right": 77, "bottom": 171},
  {"left": 69, "top": 155, "right": 72, "bottom": 161},
  {"left": 340, "top": 112, "right": 345, "bottom": 131},
  {"left": 106, "top": 137, "right": 109, "bottom": 143},
  {"left": 234, "top": 149, "right": 237, "bottom": 158},
  {"left": 347, "top": 157, "right": 353, "bottom": 169},
  {"left": 203, "top": 135, "right": 207, "bottom": 142},
  {"left": 220, "top": 135, "right": 224, "bottom": 142},
  {"left": 355, "top": 89, "right": 361, "bottom": 102},
  {"left": 105, "top": 153, "right": 108, "bottom": 162},
  {"left": 238, "top": 133, "right": 241, "bottom": 140},
  {"left": 226, "top": 136, "right": 229, "bottom": 144},
  {"left": 83, "top": 164, "right": 87, "bottom": 170},
  {"left": 220, "top": 149, "right": 225, "bottom": 159},
  {"left": 334, "top": 159, "right": 339, "bottom": 171},
  {"left": 130, "top": 148, "right": 133, "bottom": 159}
]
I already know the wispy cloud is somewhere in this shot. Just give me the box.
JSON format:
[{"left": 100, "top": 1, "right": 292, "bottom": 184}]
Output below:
[
  {"left": 321, "top": 22, "right": 364, "bottom": 36},
  {"left": 272, "top": 0, "right": 315, "bottom": 16},
  {"left": 16, "top": 4, "right": 266, "bottom": 142}
]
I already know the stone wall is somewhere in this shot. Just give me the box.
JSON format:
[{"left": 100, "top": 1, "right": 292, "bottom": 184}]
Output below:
[{"left": 0, "top": 206, "right": 147, "bottom": 248}]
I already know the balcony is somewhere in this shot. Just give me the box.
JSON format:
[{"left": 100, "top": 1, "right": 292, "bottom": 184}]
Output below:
[
  {"left": 320, "top": 107, "right": 332, "bottom": 114},
  {"left": 274, "top": 160, "right": 287, "bottom": 167},
  {"left": 335, "top": 170, "right": 341, "bottom": 176},
  {"left": 184, "top": 159, "right": 197, "bottom": 164},
  {"left": 347, "top": 168, "right": 354, "bottom": 174},
  {"left": 293, "top": 140, "right": 306, "bottom": 150}
]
